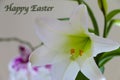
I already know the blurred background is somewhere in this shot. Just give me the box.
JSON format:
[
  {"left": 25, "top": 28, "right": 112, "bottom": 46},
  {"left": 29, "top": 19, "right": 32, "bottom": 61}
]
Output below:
[{"left": 0, "top": 0, "right": 120, "bottom": 80}]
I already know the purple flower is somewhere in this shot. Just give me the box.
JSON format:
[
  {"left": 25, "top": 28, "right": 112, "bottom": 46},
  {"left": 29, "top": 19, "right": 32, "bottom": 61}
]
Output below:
[{"left": 9, "top": 45, "right": 51, "bottom": 80}]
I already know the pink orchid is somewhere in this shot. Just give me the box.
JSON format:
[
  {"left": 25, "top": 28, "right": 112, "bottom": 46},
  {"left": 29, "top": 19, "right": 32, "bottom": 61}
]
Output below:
[{"left": 9, "top": 45, "right": 51, "bottom": 80}]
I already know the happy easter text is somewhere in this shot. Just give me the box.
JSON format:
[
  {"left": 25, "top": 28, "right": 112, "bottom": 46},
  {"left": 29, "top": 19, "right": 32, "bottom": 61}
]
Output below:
[{"left": 4, "top": 3, "right": 54, "bottom": 15}]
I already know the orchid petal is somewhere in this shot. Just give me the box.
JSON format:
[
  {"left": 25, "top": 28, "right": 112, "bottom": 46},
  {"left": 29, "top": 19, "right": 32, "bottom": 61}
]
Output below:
[
  {"left": 16, "top": 70, "right": 28, "bottom": 80},
  {"left": 81, "top": 58, "right": 106, "bottom": 80},
  {"left": 91, "top": 34, "right": 119, "bottom": 56},
  {"left": 70, "top": 4, "right": 90, "bottom": 32},
  {"left": 50, "top": 59, "right": 70, "bottom": 80},
  {"left": 33, "top": 67, "right": 51, "bottom": 80},
  {"left": 63, "top": 61, "right": 80, "bottom": 80}
]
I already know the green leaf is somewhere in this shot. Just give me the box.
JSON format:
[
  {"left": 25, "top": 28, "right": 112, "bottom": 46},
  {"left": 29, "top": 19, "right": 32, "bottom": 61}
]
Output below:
[
  {"left": 106, "top": 19, "right": 120, "bottom": 36},
  {"left": 113, "top": 19, "right": 120, "bottom": 26},
  {"left": 100, "top": 66, "right": 105, "bottom": 74},
  {"left": 98, "top": 0, "right": 108, "bottom": 15},
  {"left": 94, "top": 56, "right": 105, "bottom": 73},
  {"left": 106, "top": 9, "right": 120, "bottom": 22},
  {"left": 95, "top": 47, "right": 120, "bottom": 67},
  {"left": 88, "top": 28, "right": 95, "bottom": 33},
  {"left": 58, "top": 18, "right": 69, "bottom": 21},
  {"left": 75, "top": 71, "right": 89, "bottom": 80},
  {"left": 83, "top": 1, "right": 100, "bottom": 36}
]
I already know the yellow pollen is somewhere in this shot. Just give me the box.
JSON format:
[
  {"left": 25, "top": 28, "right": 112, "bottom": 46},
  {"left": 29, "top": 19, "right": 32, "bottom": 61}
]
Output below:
[
  {"left": 79, "top": 50, "right": 83, "bottom": 56},
  {"left": 70, "top": 49, "right": 75, "bottom": 55}
]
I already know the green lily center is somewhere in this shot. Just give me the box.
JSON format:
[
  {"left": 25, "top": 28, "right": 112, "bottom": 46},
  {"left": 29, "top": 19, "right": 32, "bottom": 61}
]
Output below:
[{"left": 67, "top": 34, "right": 92, "bottom": 61}]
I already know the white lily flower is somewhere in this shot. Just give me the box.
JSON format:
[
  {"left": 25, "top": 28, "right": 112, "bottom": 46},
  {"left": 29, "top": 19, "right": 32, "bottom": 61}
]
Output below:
[{"left": 30, "top": 4, "right": 119, "bottom": 80}]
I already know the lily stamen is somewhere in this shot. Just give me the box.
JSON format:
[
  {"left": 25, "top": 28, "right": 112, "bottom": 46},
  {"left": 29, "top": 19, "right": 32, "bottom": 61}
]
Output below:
[
  {"left": 79, "top": 50, "right": 83, "bottom": 56},
  {"left": 70, "top": 48, "right": 75, "bottom": 55}
]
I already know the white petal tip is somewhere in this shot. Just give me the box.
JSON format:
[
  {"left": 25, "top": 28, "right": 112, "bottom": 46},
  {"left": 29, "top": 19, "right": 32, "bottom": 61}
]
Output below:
[{"left": 100, "top": 77, "right": 106, "bottom": 80}]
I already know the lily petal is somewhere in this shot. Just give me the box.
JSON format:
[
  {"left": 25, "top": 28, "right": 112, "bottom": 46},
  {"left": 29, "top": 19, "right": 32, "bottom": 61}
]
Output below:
[
  {"left": 35, "top": 17, "right": 75, "bottom": 51},
  {"left": 36, "top": 17, "right": 74, "bottom": 34},
  {"left": 30, "top": 45, "right": 70, "bottom": 66},
  {"left": 91, "top": 34, "right": 120, "bottom": 56},
  {"left": 29, "top": 45, "right": 57, "bottom": 66},
  {"left": 76, "top": 52, "right": 91, "bottom": 67},
  {"left": 50, "top": 59, "right": 70, "bottom": 80},
  {"left": 70, "top": 4, "right": 90, "bottom": 32},
  {"left": 63, "top": 61, "right": 80, "bottom": 80},
  {"left": 81, "top": 58, "right": 106, "bottom": 80}
]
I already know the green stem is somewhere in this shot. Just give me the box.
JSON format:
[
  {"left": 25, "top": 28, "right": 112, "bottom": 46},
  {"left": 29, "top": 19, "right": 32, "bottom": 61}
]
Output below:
[
  {"left": 103, "top": 16, "right": 107, "bottom": 38},
  {"left": 76, "top": 0, "right": 83, "bottom": 4},
  {"left": 83, "top": 1, "right": 100, "bottom": 36},
  {"left": 34, "top": 42, "right": 44, "bottom": 49},
  {"left": 106, "top": 20, "right": 114, "bottom": 37},
  {"left": 58, "top": 18, "right": 69, "bottom": 21}
]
